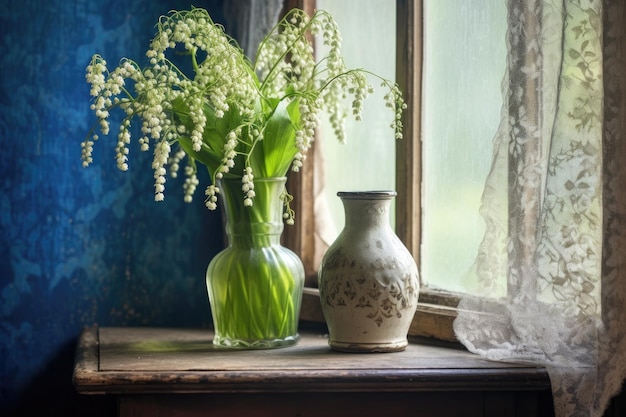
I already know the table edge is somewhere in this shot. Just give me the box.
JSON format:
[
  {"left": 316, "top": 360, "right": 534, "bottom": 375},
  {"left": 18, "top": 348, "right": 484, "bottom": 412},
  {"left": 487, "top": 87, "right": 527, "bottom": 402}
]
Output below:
[{"left": 73, "top": 326, "right": 552, "bottom": 395}]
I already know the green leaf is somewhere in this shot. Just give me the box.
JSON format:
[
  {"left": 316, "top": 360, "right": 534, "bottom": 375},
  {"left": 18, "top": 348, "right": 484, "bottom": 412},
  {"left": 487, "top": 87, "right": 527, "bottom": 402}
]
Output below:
[
  {"left": 178, "top": 135, "right": 222, "bottom": 174},
  {"left": 255, "top": 97, "right": 300, "bottom": 177},
  {"left": 201, "top": 106, "right": 227, "bottom": 152}
]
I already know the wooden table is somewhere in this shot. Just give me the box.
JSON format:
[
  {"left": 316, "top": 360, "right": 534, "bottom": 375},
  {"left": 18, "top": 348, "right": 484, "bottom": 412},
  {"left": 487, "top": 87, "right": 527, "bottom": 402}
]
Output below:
[{"left": 73, "top": 327, "right": 554, "bottom": 417}]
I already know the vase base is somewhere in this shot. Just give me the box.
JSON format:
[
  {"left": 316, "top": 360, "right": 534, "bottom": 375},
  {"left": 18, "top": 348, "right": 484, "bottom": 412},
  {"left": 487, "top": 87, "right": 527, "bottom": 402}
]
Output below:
[
  {"left": 328, "top": 339, "right": 408, "bottom": 353},
  {"left": 212, "top": 334, "right": 300, "bottom": 350}
]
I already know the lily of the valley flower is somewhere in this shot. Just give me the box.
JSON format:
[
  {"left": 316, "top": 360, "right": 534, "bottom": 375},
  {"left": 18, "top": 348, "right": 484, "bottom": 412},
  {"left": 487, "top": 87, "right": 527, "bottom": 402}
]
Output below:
[{"left": 82, "top": 7, "right": 406, "bottom": 221}]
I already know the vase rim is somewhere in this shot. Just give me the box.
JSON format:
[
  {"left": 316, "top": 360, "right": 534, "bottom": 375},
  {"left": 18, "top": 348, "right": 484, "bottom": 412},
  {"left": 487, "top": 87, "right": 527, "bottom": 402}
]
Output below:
[{"left": 337, "top": 190, "right": 397, "bottom": 199}]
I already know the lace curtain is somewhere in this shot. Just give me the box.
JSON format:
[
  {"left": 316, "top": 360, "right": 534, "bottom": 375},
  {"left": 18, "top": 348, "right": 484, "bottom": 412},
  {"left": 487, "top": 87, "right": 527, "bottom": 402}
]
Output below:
[{"left": 453, "top": 0, "right": 626, "bottom": 416}]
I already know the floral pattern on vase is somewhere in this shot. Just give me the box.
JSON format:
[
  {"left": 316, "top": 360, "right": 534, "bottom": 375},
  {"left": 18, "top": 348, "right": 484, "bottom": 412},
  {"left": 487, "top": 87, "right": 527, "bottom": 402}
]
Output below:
[{"left": 322, "top": 249, "right": 417, "bottom": 328}]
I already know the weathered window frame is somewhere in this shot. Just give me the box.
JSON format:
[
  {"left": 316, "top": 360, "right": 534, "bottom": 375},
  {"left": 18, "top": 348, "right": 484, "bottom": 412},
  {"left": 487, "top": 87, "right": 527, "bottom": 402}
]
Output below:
[{"left": 282, "top": 0, "right": 461, "bottom": 343}]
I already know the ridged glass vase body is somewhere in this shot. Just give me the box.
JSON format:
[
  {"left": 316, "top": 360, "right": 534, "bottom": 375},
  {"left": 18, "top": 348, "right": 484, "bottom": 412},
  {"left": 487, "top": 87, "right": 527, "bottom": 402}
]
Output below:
[{"left": 206, "top": 177, "right": 304, "bottom": 349}]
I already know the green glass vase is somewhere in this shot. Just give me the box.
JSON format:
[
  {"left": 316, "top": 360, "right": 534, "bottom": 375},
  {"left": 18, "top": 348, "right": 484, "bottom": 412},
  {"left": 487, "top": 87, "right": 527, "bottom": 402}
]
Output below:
[{"left": 206, "top": 177, "right": 304, "bottom": 349}]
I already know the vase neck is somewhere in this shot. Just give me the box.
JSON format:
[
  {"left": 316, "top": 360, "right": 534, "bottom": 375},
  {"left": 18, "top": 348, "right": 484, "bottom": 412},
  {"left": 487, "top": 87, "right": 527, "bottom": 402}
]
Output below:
[
  {"left": 227, "top": 225, "right": 282, "bottom": 248},
  {"left": 339, "top": 192, "right": 395, "bottom": 230},
  {"left": 218, "top": 177, "right": 287, "bottom": 248}
]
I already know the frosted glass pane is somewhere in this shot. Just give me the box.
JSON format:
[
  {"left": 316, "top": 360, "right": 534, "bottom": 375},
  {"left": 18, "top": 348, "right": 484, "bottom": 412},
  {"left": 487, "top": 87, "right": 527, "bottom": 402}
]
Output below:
[
  {"left": 421, "top": 0, "right": 507, "bottom": 294},
  {"left": 316, "top": 0, "right": 396, "bottom": 241}
]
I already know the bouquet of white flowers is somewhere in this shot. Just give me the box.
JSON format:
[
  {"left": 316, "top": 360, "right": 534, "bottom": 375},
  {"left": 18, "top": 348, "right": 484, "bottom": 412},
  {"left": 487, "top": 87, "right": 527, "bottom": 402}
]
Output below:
[{"left": 82, "top": 7, "right": 405, "bottom": 222}]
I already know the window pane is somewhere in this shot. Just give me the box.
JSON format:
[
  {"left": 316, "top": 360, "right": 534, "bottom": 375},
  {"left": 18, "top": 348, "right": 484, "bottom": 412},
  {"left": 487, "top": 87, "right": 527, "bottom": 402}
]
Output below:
[
  {"left": 421, "top": 0, "right": 507, "bottom": 295},
  {"left": 316, "top": 0, "right": 396, "bottom": 242}
]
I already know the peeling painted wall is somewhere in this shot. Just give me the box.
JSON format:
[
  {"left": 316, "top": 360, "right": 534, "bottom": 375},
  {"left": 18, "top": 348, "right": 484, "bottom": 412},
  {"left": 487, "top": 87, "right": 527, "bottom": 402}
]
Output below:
[{"left": 0, "top": 1, "right": 226, "bottom": 413}]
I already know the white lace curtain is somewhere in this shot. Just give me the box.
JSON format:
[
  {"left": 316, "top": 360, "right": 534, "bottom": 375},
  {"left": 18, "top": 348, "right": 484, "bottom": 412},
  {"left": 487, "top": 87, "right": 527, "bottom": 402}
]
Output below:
[
  {"left": 229, "top": 1, "right": 626, "bottom": 414},
  {"left": 453, "top": 1, "right": 626, "bottom": 416}
]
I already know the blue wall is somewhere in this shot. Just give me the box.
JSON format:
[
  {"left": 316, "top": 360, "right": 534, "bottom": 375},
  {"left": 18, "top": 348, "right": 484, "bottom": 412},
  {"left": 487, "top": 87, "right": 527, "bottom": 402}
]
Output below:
[{"left": 0, "top": 1, "right": 227, "bottom": 414}]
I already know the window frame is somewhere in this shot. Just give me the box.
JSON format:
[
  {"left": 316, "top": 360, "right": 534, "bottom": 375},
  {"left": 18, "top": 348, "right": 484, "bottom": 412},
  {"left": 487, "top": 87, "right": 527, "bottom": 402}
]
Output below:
[
  {"left": 280, "top": 0, "right": 319, "bottom": 288},
  {"left": 395, "top": 0, "right": 461, "bottom": 343},
  {"left": 283, "top": 0, "right": 461, "bottom": 343}
]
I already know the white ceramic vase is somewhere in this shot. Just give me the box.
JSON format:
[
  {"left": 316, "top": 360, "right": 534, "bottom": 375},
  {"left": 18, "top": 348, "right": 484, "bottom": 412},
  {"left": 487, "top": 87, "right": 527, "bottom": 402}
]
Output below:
[{"left": 318, "top": 191, "right": 419, "bottom": 352}]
